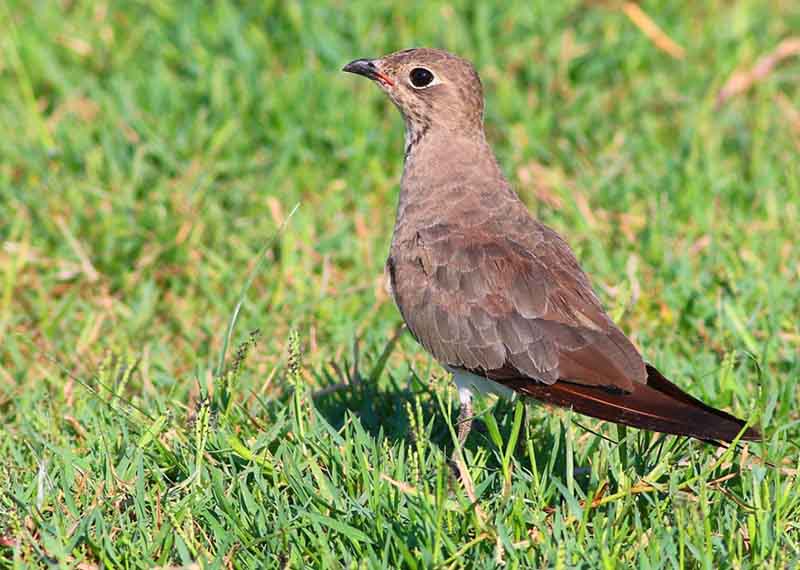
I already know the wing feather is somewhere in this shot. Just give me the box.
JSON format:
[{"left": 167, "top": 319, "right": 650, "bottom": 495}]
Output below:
[{"left": 389, "top": 218, "right": 646, "bottom": 392}]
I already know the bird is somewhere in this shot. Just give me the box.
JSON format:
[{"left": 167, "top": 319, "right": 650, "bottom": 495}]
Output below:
[{"left": 342, "top": 48, "right": 760, "bottom": 452}]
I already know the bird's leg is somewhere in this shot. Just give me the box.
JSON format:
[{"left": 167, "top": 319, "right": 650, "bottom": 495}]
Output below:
[
  {"left": 456, "top": 397, "right": 474, "bottom": 447},
  {"left": 449, "top": 387, "right": 484, "bottom": 513},
  {"left": 450, "top": 386, "right": 474, "bottom": 467}
]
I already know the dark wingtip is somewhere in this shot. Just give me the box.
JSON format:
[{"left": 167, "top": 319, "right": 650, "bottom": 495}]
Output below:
[
  {"left": 739, "top": 425, "right": 762, "bottom": 442},
  {"left": 507, "top": 364, "right": 762, "bottom": 444},
  {"left": 644, "top": 363, "right": 761, "bottom": 443}
]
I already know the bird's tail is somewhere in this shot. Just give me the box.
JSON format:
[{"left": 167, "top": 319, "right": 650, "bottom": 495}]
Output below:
[{"left": 514, "top": 364, "right": 760, "bottom": 442}]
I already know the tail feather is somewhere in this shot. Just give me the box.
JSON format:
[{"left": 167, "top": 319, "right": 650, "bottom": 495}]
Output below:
[{"left": 511, "top": 364, "right": 760, "bottom": 442}]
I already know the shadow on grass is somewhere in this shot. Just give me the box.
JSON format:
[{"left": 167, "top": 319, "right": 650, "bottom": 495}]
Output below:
[
  {"left": 301, "top": 326, "right": 707, "bottom": 510},
  {"left": 303, "top": 331, "right": 582, "bottom": 495}
]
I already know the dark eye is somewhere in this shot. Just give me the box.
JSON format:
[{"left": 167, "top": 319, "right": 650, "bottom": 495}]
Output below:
[{"left": 409, "top": 67, "right": 434, "bottom": 88}]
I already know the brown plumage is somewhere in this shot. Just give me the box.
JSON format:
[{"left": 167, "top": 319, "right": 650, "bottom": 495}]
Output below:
[{"left": 343, "top": 48, "right": 760, "bottom": 444}]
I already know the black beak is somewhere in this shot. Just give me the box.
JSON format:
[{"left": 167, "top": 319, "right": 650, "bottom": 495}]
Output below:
[
  {"left": 342, "top": 58, "right": 376, "bottom": 77},
  {"left": 342, "top": 58, "right": 394, "bottom": 86}
]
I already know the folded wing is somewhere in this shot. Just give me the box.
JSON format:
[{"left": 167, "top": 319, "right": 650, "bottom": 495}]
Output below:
[
  {"left": 389, "top": 219, "right": 646, "bottom": 391},
  {"left": 388, "top": 217, "right": 759, "bottom": 442}
]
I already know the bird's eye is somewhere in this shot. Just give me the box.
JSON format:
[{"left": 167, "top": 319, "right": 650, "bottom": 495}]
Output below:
[{"left": 409, "top": 67, "right": 435, "bottom": 88}]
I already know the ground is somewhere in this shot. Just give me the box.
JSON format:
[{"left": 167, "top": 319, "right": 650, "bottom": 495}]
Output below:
[{"left": 1, "top": 0, "right": 799, "bottom": 568}]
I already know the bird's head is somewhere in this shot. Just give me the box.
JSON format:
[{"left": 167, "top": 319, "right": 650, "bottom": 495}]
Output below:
[{"left": 343, "top": 48, "right": 485, "bottom": 142}]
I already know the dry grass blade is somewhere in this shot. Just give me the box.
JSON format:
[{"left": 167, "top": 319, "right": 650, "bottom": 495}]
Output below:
[
  {"left": 717, "top": 37, "right": 800, "bottom": 106},
  {"left": 775, "top": 92, "right": 800, "bottom": 151},
  {"left": 378, "top": 473, "right": 461, "bottom": 512},
  {"left": 453, "top": 451, "right": 488, "bottom": 525},
  {"left": 622, "top": 3, "right": 685, "bottom": 60},
  {"left": 54, "top": 216, "right": 99, "bottom": 283}
]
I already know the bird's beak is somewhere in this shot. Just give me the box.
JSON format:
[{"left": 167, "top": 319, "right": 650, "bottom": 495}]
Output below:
[{"left": 342, "top": 58, "right": 394, "bottom": 87}]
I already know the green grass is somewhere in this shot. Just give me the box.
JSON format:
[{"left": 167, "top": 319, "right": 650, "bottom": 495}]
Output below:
[{"left": 1, "top": 0, "right": 799, "bottom": 567}]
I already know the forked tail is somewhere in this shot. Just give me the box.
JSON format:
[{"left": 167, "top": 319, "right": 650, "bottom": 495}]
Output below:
[{"left": 513, "top": 364, "right": 760, "bottom": 442}]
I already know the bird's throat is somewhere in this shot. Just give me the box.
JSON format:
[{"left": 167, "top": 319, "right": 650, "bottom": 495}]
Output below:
[
  {"left": 397, "top": 126, "right": 509, "bottom": 227},
  {"left": 403, "top": 120, "right": 430, "bottom": 162}
]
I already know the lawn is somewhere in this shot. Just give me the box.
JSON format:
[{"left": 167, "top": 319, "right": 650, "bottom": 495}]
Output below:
[{"left": 1, "top": 0, "right": 799, "bottom": 567}]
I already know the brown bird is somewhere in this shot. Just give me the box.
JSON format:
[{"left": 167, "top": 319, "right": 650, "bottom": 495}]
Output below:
[{"left": 343, "top": 48, "right": 760, "bottom": 448}]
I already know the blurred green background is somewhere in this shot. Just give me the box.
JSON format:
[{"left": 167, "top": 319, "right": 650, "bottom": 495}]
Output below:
[{"left": 1, "top": 0, "right": 799, "bottom": 567}]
